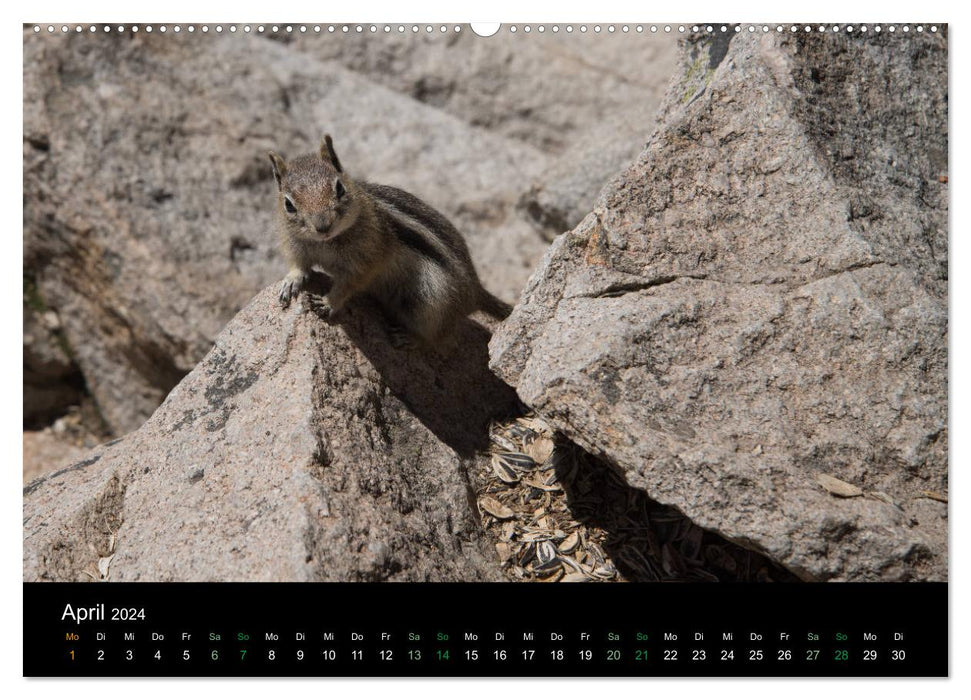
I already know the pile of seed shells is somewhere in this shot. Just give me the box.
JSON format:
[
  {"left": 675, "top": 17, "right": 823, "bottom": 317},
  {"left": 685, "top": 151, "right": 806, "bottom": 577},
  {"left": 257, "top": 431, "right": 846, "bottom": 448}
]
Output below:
[{"left": 473, "top": 415, "right": 799, "bottom": 583}]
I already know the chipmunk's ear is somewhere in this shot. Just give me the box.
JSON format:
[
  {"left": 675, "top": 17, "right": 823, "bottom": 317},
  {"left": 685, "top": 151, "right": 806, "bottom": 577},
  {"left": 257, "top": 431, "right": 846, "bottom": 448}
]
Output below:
[
  {"left": 268, "top": 152, "right": 287, "bottom": 190},
  {"left": 321, "top": 135, "right": 343, "bottom": 173}
]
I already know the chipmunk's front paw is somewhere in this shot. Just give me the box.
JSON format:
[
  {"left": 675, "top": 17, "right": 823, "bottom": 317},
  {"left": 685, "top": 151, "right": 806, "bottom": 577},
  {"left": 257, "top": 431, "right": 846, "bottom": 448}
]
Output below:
[
  {"left": 279, "top": 272, "right": 308, "bottom": 308},
  {"left": 306, "top": 294, "right": 337, "bottom": 321}
]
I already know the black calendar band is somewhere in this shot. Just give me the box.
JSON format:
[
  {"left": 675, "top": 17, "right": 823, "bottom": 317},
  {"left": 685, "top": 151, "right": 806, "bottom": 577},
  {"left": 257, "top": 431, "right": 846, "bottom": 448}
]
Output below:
[{"left": 23, "top": 582, "right": 947, "bottom": 677}]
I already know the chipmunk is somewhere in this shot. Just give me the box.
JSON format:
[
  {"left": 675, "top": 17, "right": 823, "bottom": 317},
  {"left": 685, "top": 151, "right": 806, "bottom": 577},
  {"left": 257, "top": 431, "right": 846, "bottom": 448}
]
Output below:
[{"left": 268, "top": 136, "right": 512, "bottom": 351}]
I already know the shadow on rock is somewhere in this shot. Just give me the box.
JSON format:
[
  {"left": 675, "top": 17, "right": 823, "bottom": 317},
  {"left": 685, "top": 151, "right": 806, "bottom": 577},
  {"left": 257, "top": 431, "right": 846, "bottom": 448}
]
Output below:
[
  {"left": 303, "top": 273, "right": 521, "bottom": 458},
  {"left": 553, "top": 441, "right": 802, "bottom": 582}
]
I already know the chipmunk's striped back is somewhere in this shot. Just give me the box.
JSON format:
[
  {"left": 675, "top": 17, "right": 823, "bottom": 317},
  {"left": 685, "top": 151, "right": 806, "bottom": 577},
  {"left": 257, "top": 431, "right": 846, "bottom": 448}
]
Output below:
[{"left": 362, "top": 183, "right": 475, "bottom": 271}]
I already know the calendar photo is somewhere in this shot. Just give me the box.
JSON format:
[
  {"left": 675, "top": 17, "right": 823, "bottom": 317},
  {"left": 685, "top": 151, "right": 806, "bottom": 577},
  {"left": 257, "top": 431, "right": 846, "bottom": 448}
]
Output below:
[{"left": 22, "top": 19, "right": 948, "bottom": 678}]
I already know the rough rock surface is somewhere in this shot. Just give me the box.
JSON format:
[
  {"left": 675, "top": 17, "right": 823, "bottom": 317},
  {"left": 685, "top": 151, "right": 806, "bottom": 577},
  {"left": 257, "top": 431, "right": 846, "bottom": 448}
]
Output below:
[
  {"left": 293, "top": 28, "right": 676, "bottom": 154},
  {"left": 516, "top": 114, "right": 659, "bottom": 242},
  {"left": 292, "top": 29, "right": 678, "bottom": 238},
  {"left": 24, "top": 281, "right": 518, "bottom": 581},
  {"left": 23, "top": 300, "right": 83, "bottom": 427},
  {"left": 23, "top": 431, "right": 86, "bottom": 484},
  {"left": 23, "top": 28, "right": 675, "bottom": 436},
  {"left": 490, "top": 31, "right": 948, "bottom": 581}
]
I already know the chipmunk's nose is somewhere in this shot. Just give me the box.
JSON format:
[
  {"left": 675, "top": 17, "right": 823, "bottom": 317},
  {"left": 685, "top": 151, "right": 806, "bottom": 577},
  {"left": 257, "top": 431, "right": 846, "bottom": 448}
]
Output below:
[{"left": 311, "top": 213, "right": 332, "bottom": 233}]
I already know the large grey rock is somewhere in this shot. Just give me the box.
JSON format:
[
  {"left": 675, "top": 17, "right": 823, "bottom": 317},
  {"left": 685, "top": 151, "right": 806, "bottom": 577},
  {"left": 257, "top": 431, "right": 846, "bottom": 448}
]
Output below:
[
  {"left": 24, "top": 281, "right": 518, "bottom": 582},
  {"left": 490, "top": 31, "right": 948, "bottom": 581},
  {"left": 22, "top": 30, "right": 554, "bottom": 434}
]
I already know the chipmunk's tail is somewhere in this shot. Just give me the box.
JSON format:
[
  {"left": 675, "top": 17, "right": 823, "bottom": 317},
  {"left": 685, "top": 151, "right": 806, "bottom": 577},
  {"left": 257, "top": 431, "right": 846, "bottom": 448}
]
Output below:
[{"left": 478, "top": 288, "right": 513, "bottom": 320}]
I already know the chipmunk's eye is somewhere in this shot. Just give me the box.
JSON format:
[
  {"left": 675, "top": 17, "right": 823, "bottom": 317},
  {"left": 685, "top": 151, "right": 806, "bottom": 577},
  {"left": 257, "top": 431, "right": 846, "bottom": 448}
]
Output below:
[
  {"left": 335, "top": 180, "right": 346, "bottom": 199},
  {"left": 284, "top": 197, "right": 297, "bottom": 214}
]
